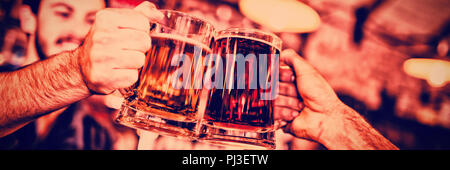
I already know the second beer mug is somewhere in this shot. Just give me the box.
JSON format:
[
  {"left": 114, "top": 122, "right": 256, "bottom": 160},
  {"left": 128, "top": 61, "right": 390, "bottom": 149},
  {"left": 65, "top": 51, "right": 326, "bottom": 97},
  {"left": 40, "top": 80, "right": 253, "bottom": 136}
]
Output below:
[
  {"left": 200, "top": 28, "right": 282, "bottom": 149},
  {"left": 115, "top": 10, "right": 214, "bottom": 139}
]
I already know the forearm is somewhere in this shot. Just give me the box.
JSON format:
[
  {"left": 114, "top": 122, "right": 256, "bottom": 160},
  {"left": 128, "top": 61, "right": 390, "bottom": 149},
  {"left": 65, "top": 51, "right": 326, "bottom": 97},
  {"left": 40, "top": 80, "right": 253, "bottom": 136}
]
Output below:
[
  {"left": 318, "top": 105, "right": 399, "bottom": 150},
  {"left": 0, "top": 49, "right": 90, "bottom": 135}
]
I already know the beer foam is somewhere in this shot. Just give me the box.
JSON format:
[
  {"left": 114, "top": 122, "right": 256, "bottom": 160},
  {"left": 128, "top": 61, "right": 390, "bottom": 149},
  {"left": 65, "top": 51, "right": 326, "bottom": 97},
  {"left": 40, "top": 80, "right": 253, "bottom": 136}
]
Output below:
[
  {"left": 215, "top": 35, "right": 282, "bottom": 52},
  {"left": 151, "top": 33, "right": 212, "bottom": 52}
]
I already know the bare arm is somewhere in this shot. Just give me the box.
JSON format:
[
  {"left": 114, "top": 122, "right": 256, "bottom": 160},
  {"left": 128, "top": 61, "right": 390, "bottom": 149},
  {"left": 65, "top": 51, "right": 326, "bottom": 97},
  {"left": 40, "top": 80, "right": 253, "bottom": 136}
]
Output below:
[
  {"left": 0, "top": 2, "right": 163, "bottom": 137},
  {"left": 0, "top": 50, "right": 90, "bottom": 137},
  {"left": 316, "top": 104, "right": 399, "bottom": 150}
]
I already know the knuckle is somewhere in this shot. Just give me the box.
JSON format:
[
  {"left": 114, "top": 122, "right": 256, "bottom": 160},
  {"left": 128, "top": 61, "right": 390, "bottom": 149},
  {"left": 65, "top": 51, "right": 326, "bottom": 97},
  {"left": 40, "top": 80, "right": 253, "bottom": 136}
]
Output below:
[
  {"left": 89, "top": 47, "right": 104, "bottom": 59},
  {"left": 143, "top": 35, "right": 151, "bottom": 50},
  {"left": 89, "top": 50, "right": 98, "bottom": 60},
  {"left": 129, "top": 33, "right": 150, "bottom": 52},
  {"left": 133, "top": 31, "right": 146, "bottom": 40},
  {"left": 135, "top": 12, "right": 148, "bottom": 22},
  {"left": 135, "top": 53, "right": 146, "bottom": 68},
  {"left": 121, "top": 52, "right": 144, "bottom": 68},
  {"left": 130, "top": 13, "right": 150, "bottom": 31},
  {"left": 129, "top": 8, "right": 147, "bottom": 18},
  {"left": 95, "top": 10, "right": 106, "bottom": 19},
  {"left": 129, "top": 71, "right": 139, "bottom": 82},
  {"left": 92, "top": 32, "right": 110, "bottom": 45},
  {"left": 90, "top": 49, "right": 114, "bottom": 65},
  {"left": 120, "top": 9, "right": 144, "bottom": 22},
  {"left": 122, "top": 70, "right": 139, "bottom": 86}
]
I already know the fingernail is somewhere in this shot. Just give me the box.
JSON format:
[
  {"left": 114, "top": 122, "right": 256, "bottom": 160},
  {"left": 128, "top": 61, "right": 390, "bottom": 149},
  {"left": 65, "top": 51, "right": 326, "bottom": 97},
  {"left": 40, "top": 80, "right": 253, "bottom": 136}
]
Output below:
[{"left": 290, "top": 75, "right": 295, "bottom": 82}]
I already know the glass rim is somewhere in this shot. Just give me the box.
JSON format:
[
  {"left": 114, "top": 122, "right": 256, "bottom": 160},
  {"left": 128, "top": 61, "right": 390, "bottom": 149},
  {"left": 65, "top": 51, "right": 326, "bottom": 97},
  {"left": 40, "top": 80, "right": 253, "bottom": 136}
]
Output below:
[
  {"left": 158, "top": 9, "right": 215, "bottom": 30},
  {"left": 215, "top": 27, "right": 282, "bottom": 50}
]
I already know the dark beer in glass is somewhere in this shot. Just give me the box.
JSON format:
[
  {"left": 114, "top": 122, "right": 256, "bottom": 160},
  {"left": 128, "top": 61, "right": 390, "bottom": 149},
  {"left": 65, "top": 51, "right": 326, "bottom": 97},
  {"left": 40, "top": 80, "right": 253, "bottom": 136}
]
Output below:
[{"left": 201, "top": 28, "right": 282, "bottom": 149}]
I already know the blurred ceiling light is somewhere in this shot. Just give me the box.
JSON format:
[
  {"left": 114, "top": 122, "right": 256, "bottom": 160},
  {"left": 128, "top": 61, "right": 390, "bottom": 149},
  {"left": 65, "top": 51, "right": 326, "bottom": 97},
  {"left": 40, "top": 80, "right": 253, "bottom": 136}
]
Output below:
[
  {"left": 403, "top": 58, "right": 450, "bottom": 87},
  {"left": 239, "top": 0, "right": 320, "bottom": 33},
  {"left": 216, "top": 5, "right": 233, "bottom": 21}
]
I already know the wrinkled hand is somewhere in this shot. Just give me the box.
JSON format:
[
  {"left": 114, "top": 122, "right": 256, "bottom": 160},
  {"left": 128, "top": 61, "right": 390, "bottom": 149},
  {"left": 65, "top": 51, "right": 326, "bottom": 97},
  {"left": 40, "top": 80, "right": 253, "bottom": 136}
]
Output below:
[
  {"left": 77, "top": 2, "right": 163, "bottom": 94},
  {"left": 275, "top": 49, "right": 344, "bottom": 141}
]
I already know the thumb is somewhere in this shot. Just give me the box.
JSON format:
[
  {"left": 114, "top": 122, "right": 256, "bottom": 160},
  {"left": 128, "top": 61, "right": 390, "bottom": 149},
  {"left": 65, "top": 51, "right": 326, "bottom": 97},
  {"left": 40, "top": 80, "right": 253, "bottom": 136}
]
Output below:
[
  {"left": 280, "top": 49, "right": 321, "bottom": 81},
  {"left": 134, "top": 1, "right": 164, "bottom": 22},
  {"left": 281, "top": 49, "right": 340, "bottom": 112}
]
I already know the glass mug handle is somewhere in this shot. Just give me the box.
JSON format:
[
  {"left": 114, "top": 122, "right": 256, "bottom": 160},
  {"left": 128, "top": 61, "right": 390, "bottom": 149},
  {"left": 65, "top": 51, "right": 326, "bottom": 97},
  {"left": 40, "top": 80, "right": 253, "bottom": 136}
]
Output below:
[{"left": 119, "top": 86, "right": 134, "bottom": 99}]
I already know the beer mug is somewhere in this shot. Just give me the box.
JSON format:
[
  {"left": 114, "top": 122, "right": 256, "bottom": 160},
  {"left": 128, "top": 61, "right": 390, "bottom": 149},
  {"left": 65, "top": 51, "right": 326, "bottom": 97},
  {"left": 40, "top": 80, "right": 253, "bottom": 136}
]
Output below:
[
  {"left": 115, "top": 10, "right": 215, "bottom": 139},
  {"left": 200, "top": 28, "right": 282, "bottom": 149}
]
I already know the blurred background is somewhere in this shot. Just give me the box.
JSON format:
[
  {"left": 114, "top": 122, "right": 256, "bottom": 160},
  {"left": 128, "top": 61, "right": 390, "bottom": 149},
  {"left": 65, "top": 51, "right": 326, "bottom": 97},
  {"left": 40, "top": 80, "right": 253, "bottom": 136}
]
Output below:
[{"left": 0, "top": 0, "right": 449, "bottom": 150}]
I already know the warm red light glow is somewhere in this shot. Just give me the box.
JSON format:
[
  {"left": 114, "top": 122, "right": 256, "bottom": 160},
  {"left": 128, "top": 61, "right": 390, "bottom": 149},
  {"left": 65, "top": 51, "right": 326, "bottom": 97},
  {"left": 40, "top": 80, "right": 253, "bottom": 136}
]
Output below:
[{"left": 239, "top": 0, "right": 321, "bottom": 33}]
